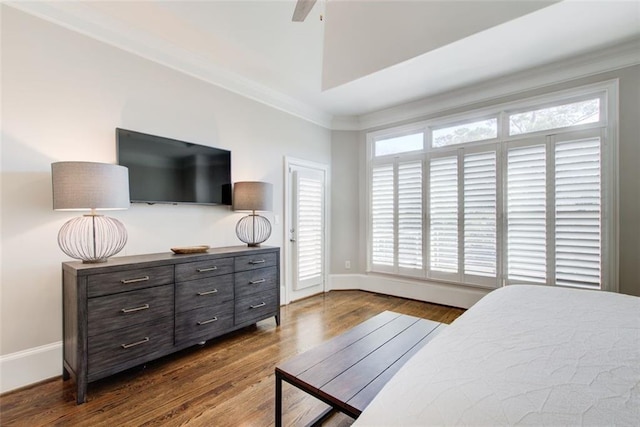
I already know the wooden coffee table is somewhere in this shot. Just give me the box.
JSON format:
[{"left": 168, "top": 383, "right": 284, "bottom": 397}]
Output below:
[{"left": 275, "top": 311, "right": 444, "bottom": 426}]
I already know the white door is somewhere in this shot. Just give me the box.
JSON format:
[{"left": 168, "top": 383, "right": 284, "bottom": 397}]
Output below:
[{"left": 287, "top": 161, "right": 327, "bottom": 302}]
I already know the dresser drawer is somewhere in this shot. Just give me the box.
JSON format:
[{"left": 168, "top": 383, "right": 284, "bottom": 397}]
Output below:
[
  {"left": 88, "top": 317, "right": 174, "bottom": 379},
  {"left": 88, "top": 285, "right": 174, "bottom": 337},
  {"left": 235, "top": 266, "right": 278, "bottom": 299},
  {"left": 175, "top": 257, "right": 234, "bottom": 282},
  {"left": 175, "top": 275, "right": 234, "bottom": 313},
  {"left": 175, "top": 302, "right": 234, "bottom": 346},
  {"left": 88, "top": 265, "right": 174, "bottom": 297},
  {"left": 234, "top": 252, "right": 277, "bottom": 272},
  {"left": 235, "top": 290, "right": 278, "bottom": 326}
]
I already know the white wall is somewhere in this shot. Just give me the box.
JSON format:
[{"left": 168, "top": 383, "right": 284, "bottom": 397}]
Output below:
[
  {"left": 330, "top": 130, "right": 361, "bottom": 274},
  {"left": 0, "top": 6, "right": 331, "bottom": 391}
]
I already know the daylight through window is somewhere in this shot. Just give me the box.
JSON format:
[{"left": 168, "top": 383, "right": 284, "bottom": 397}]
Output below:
[{"left": 368, "top": 84, "right": 614, "bottom": 291}]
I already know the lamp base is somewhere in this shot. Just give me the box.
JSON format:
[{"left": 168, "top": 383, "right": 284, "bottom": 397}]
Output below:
[
  {"left": 82, "top": 258, "right": 109, "bottom": 264},
  {"left": 58, "top": 214, "right": 127, "bottom": 263},
  {"left": 236, "top": 214, "right": 271, "bottom": 247}
]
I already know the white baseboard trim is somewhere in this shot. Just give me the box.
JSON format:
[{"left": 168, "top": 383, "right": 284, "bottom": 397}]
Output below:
[
  {"left": 0, "top": 341, "right": 62, "bottom": 394},
  {"left": 328, "top": 273, "right": 490, "bottom": 309},
  {"left": 0, "top": 276, "right": 485, "bottom": 393}
]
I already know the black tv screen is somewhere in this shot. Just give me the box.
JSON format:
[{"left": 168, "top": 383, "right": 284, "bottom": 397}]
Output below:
[{"left": 116, "top": 128, "right": 232, "bottom": 206}]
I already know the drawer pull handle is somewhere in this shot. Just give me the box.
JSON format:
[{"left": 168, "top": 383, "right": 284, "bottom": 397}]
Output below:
[
  {"left": 197, "top": 266, "right": 218, "bottom": 273},
  {"left": 120, "top": 276, "right": 150, "bottom": 284},
  {"left": 250, "top": 278, "right": 266, "bottom": 285},
  {"left": 121, "top": 304, "right": 150, "bottom": 313},
  {"left": 197, "top": 289, "right": 218, "bottom": 296},
  {"left": 249, "top": 260, "right": 266, "bottom": 265},
  {"left": 121, "top": 337, "right": 149, "bottom": 349},
  {"left": 250, "top": 302, "right": 266, "bottom": 309},
  {"left": 197, "top": 317, "right": 218, "bottom": 326}
]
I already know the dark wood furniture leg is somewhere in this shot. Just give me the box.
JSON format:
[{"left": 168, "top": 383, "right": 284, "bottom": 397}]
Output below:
[{"left": 275, "top": 370, "right": 283, "bottom": 427}]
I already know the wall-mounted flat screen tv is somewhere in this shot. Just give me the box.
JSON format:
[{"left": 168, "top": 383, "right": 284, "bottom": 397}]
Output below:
[{"left": 116, "top": 128, "right": 232, "bottom": 206}]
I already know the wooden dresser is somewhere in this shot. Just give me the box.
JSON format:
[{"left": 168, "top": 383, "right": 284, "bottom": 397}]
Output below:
[{"left": 62, "top": 246, "right": 280, "bottom": 404}]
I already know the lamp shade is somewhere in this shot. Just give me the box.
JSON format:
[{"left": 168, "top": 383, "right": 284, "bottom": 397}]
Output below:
[
  {"left": 52, "top": 162, "right": 130, "bottom": 211},
  {"left": 233, "top": 181, "right": 273, "bottom": 212}
]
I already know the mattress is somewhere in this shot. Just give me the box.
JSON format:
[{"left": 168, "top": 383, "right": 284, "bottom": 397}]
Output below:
[{"left": 355, "top": 285, "right": 640, "bottom": 426}]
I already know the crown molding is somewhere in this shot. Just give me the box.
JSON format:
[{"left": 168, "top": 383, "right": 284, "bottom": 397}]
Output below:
[
  {"left": 5, "top": 1, "right": 334, "bottom": 129},
  {"left": 6, "top": 2, "right": 639, "bottom": 132},
  {"left": 339, "top": 37, "right": 640, "bottom": 131}
]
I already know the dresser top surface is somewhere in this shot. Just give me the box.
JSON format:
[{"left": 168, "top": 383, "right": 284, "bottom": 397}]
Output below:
[{"left": 62, "top": 245, "right": 279, "bottom": 275}]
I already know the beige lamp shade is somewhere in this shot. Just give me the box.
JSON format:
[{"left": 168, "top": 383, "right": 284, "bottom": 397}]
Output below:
[
  {"left": 52, "top": 162, "right": 130, "bottom": 211},
  {"left": 233, "top": 181, "right": 273, "bottom": 212}
]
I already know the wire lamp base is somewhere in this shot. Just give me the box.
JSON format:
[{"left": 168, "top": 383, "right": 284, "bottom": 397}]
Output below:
[
  {"left": 236, "top": 214, "right": 271, "bottom": 247},
  {"left": 58, "top": 214, "right": 127, "bottom": 263}
]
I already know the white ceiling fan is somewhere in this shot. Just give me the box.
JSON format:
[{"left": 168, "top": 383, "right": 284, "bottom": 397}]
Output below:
[{"left": 292, "top": 0, "right": 318, "bottom": 22}]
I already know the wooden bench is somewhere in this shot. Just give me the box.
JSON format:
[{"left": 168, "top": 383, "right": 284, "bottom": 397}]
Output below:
[{"left": 275, "top": 311, "right": 444, "bottom": 426}]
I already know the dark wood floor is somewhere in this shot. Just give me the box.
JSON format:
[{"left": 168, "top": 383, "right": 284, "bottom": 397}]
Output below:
[{"left": 0, "top": 290, "right": 464, "bottom": 426}]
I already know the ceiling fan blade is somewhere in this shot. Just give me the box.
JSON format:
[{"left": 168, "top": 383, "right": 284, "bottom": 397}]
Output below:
[{"left": 292, "top": 0, "right": 317, "bottom": 22}]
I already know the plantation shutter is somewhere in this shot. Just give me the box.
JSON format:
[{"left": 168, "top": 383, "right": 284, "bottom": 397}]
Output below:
[
  {"left": 429, "top": 156, "right": 458, "bottom": 274},
  {"left": 293, "top": 170, "right": 324, "bottom": 290},
  {"left": 507, "top": 144, "right": 547, "bottom": 283},
  {"left": 398, "top": 161, "right": 423, "bottom": 271},
  {"left": 463, "top": 151, "right": 497, "bottom": 280},
  {"left": 291, "top": 167, "right": 325, "bottom": 291},
  {"left": 367, "top": 87, "right": 611, "bottom": 291},
  {"left": 371, "top": 164, "right": 394, "bottom": 268},
  {"left": 555, "top": 138, "right": 601, "bottom": 288}
]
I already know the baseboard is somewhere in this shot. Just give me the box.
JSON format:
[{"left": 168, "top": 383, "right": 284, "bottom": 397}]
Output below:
[
  {"left": 328, "top": 274, "right": 490, "bottom": 309},
  {"left": 0, "top": 341, "right": 61, "bottom": 394},
  {"left": 0, "top": 277, "right": 485, "bottom": 393}
]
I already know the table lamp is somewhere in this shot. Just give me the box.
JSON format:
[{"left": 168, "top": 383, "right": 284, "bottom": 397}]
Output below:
[
  {"left": 52, "top": 161, "right": 130, "bottom": 263},
  {"left": 233, "top": 181, "right": 273, "bottom": 247}
]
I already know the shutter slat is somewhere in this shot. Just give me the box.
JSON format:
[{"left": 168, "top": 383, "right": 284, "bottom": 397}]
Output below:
[
  {"left": 297, "top": 176, "right": 323, "bottom": 281},
  {"left": 371, "top": 164, "right": 395, "bottom": 266},
  {"left": 464, "top": 151, "right": 497, "bottom": 277},
  {"left": 430, "top": 156, "right": 458, "bottom": 273},
  {"left": 398, "top": 161, "right": 423, "bottom": 269},
  {"left": 507, "top": 144, "right": 546, "bottom": 283},
  {"left": 555, "top": 138, "right": 601, "bottom": 288}
]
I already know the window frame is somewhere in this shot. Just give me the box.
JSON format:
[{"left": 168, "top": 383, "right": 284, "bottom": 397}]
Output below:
[{"left": 365, "top": 79, "right": 618, "bottom": 292}]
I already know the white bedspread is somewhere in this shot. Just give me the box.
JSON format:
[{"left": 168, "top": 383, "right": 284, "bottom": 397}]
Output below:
[{"left": 355, "top": 285, "right": 640, "bottom": 426}]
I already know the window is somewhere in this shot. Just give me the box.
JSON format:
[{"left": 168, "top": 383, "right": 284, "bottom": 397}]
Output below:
[
  {"left": 370, "top": 159, "right": 424, "bottom": 275},
  {"left": 432, "top": 118, "right": 497, "bottom": 147},
  {"left": 509, "top": 97, "right": 600, "bottom": 136},
  {"left": 429, "top": 156, "right": 458, "bottom": 274},
  {"left": 296, "top": 174, "right": 324, "bottom": 283},
  {"left": 398, "top": 161, "right": 423, "bottom": 270},
  {"left": 554, "top": 137, "right": 601, "bottom": 288},
  {"left": 368, "top": 82, "right": 616, "bottom": 291},
  {"left": 371, "top": 164, "right": 394, "bottom": 267},
  {"left": 464, "top": 151, "right": 497, "bottom": 278},
  {"left": 506, "top": 144, "right": 547, "bottom": 283},
  {"left": 374, "top": 132, "right": 423, "bottom": 156}
]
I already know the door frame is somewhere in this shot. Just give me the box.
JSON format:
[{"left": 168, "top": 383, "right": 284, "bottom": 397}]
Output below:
[{"left": 283, "top": 156, "right": 331, "bottom": 305}]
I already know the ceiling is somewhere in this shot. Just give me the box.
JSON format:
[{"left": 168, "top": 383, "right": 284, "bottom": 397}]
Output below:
[{"left": 8, "top": 1, "right": 640, "bottom": 129}]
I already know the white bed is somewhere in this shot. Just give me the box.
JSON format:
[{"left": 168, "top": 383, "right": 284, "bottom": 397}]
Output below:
[{"left": 355, "top": 285, "right": 640, "bottom": 426}]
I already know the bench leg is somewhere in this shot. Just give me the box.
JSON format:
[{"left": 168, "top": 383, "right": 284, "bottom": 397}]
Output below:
[{"left": 275, "top": 371, "right": 283, "bottom": 427}]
